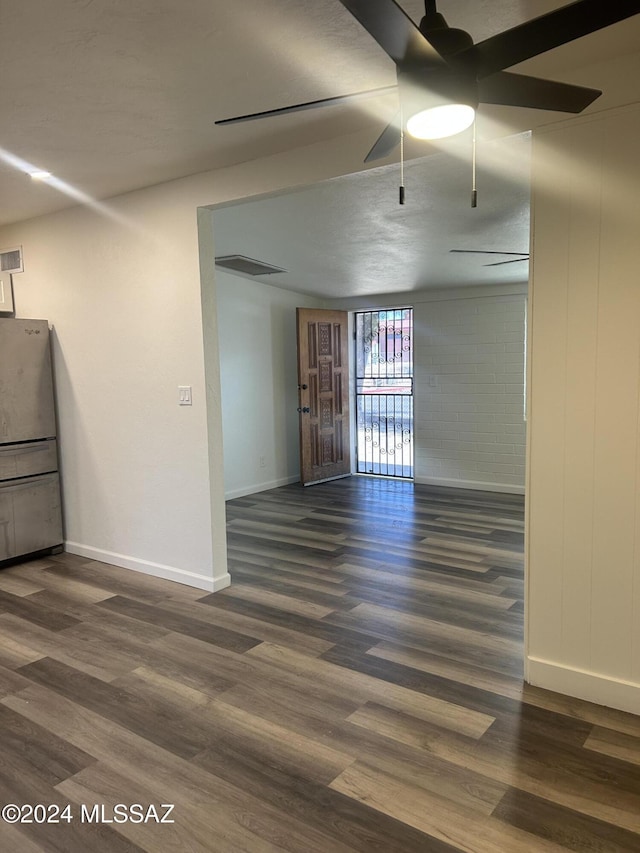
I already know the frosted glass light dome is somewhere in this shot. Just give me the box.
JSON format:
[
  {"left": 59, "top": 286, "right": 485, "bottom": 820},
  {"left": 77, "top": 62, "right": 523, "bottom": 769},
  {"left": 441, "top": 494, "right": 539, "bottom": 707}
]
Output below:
[{"left": 406, "top": 104, "right": 475, "bottom": 140}]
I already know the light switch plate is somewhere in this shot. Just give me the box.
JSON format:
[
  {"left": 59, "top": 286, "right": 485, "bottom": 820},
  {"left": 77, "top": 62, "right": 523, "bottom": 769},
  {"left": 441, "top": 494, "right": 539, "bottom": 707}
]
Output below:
[{"left": 178, "top": 385, "right": 192, "bottom": 406}]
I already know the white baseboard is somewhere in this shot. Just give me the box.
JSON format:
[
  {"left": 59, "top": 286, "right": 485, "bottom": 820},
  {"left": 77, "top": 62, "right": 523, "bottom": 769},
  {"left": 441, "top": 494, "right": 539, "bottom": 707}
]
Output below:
[
  {"left": 64, "top": 541, "right": 230, "bottom": 593},
  {"left": 527, "top": 656, "right": 640, "bottom": 716},
  {"left": 225, "top": 474, "right": 300, "bottom": 501},
  {"left": 414, "top": 475, "right": 525, "bottom": 495}
]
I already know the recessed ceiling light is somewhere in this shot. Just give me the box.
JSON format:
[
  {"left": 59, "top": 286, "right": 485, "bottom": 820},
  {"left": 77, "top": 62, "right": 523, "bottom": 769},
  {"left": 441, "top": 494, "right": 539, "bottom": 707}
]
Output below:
[{"left": 29, "top": 170, "right": 51, "bottom": 181}]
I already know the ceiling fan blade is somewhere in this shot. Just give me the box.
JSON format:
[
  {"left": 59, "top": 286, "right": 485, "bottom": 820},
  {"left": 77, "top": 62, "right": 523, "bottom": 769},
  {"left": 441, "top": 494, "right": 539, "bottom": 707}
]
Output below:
[
  {"left": 479, "top": 71, "right": 601, "bottom": 113},
  {"left": 450, "top": 250, "right": 528, "bottom": 256},
  {"left": 458, "top": 0, "right": 640, "bottom": 79},
  {"left": 364, "top": 113, "right": 402, "bottom": 162},
  {"left": 215, "top": 85, "right": 398, "bottom": 125},
  {"left": 485, "top": 257, "right": 530, "bottom": 267},
  {"left": 336, "top": 0, "right": 446, "bottom": 67}
]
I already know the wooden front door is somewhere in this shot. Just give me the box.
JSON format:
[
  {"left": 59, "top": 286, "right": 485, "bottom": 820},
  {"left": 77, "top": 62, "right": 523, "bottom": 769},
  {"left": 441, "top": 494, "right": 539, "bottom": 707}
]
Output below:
[{"left": 297, "top": 308, "right": 350, "bottom": 486}]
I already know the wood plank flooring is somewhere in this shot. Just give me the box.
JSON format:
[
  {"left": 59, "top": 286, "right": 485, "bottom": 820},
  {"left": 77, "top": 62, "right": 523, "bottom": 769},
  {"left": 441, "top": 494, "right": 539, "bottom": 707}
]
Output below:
[{"left": 0, "top": 476, "right": 639, "bottom": 851}]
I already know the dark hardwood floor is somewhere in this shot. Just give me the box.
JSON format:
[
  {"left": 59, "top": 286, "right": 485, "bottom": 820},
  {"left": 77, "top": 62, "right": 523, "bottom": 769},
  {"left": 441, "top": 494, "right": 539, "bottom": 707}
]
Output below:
[{"left": 0, "top": 476, "right": 639, "bottom": 851}]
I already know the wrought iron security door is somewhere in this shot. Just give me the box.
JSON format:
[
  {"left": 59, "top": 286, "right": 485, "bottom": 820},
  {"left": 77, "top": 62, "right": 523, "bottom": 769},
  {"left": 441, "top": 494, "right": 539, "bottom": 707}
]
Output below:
[{"left": 355, "top": 308, "right": 413, "bottom": 478}]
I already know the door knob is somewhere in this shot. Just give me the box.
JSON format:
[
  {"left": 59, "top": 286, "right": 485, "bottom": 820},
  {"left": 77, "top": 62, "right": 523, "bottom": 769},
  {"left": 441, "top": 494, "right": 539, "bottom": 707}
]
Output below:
[
  {"left": 297, "top": 407, "right": 310, "bottom": 413},
  {"left": 298, "top": 384, "right": 308, "bottom": 390}
]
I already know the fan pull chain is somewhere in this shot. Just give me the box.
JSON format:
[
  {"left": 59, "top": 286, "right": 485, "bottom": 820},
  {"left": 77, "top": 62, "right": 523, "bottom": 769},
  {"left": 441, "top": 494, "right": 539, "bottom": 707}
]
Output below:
[
  {"left": 399, "top": 104, "right": 405, "bottom": 205},
  {"left": 471, "top": 118, "right": 478, "bottom": 208}
]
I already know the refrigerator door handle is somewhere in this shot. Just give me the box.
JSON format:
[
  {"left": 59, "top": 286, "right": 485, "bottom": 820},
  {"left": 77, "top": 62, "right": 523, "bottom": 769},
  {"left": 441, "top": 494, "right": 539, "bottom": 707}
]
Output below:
[
  {"left": 0, "top": 472, "right": 58, "bottom": 491},
  {"left": 0, "top": 443, "right": 54, "bottom": 457}
]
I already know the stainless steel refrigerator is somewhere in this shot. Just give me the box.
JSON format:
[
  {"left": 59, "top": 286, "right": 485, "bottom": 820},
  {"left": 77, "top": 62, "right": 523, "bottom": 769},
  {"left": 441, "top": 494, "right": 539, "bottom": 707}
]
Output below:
[{"left": 0, "top": 318, "right": 63, "bottom": 563}]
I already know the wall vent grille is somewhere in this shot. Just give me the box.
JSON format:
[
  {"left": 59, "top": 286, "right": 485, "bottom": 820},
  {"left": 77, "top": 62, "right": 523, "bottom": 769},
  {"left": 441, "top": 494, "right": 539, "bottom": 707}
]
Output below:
[
  {"left": 0, "top": 247, "right": 23, "bottom": 274},
  {"left": 215, "top": 255, "right": 286, "bottom": 276}
]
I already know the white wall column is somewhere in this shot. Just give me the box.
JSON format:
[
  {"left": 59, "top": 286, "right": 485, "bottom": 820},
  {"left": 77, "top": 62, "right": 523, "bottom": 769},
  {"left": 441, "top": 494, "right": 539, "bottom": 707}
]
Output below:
[{"left": 526, "top": 104, "right": 640, "bottom": 715}]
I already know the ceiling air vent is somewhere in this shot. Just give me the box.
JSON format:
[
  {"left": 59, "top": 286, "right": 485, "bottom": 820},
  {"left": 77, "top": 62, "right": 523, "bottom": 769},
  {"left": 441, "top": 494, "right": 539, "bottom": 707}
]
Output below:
[
  {"left": 215, "top": 255, "right": 286, "bottom": 276},
  {"left": 0, "top": 246, "right": 23, "bottom": 274}
]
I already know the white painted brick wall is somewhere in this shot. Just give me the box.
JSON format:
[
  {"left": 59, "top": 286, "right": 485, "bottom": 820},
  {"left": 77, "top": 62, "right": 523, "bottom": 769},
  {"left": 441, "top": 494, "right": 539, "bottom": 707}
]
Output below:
[{"left": 414, "top": 294, "right": 526, "bottom": 492}]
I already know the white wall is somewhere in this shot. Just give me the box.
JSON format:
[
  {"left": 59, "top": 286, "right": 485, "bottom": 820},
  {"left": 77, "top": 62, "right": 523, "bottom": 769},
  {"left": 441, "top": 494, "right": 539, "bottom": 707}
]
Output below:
[
  {"left": 415, "top": 292, "right": 526, "bottom": 492},
  {"left": 337, "top": 284, "right": 527, "bottom": 493},
  {"left": 527, "top": 103, "right": 640, "bottom": 715},
  {"left": 215, "top": 270, "right": 321, "bottom": 499},
  {"left": 0, "top": 127, "right": 381, "bottom": 591},
  {"left": 1, "top": 197, "right": 222, "bottom": 591}
]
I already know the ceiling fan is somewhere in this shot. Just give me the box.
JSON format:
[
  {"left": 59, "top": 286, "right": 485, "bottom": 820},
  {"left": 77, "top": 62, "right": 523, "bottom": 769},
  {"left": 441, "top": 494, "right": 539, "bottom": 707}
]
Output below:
[
  {"left": 216, "top": 0, "right": 640, "bottom": 163},
  {"left": 450, "top": 249, "right": 529, "bottom": 267}
]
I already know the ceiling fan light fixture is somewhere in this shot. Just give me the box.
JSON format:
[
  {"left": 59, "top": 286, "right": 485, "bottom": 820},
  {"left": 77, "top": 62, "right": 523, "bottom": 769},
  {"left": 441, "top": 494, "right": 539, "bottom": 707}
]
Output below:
[{"left": 406, "top": 103, "right": 475, "bottom": 140}]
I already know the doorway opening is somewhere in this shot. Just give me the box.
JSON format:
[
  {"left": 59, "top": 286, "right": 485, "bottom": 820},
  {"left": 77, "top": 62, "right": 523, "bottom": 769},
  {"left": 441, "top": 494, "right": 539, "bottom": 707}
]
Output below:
[{"left": 355, "top": 308, "right": 414, "bottom": 479}]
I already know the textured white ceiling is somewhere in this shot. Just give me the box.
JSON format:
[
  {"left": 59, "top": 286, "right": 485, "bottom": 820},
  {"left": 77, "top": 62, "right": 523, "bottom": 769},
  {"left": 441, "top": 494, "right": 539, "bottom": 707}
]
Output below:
[
  {"left": 0, "top": 0, "right": 640, "bottom": 296},
  {"left": 1, "top": 0, "right": 640, "bottom": 229},
  {"left": 213, "top": 131, "right": 530, "bottom": 297}
]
